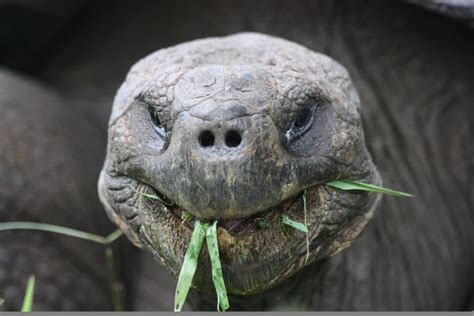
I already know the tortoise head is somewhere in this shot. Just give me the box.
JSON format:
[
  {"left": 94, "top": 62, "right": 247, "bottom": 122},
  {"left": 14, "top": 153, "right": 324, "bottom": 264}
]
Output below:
[{"left": 98, "top": 33, "right": 381, "bottom": 295}]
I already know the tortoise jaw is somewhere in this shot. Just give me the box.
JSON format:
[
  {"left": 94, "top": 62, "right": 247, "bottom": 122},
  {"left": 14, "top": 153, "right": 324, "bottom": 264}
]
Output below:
[
  {"left": 99, "top": 167, "right": 382, "bottom": 295},
  {"left": 144, "top": 183, "right": 306, "bottom": 236}
]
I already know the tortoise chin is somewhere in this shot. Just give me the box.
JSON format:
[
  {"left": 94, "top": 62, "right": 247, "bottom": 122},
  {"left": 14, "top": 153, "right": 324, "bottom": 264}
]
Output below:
[{"left": 98, "top": 32, "right": 382, "bottom": 294}]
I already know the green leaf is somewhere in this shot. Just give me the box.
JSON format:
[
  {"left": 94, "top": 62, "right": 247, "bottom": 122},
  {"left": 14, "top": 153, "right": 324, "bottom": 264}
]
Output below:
[
  {"left": 0, "top": 222, "right": 108, "bottom": 244},
  {"left": 326, "top": 180, "right": 413, "bottom": 197},
  {"left": 281, "top": 214, "right": 308, "bottom": 233},
  {"left": 302, "top": 190, "right": 309, "bottom": 264},
  {"left": 105, "top": 246, "right": 124, "bottom": 311},
  {"left": 206, "top": 221, "right": 230, "bottom": 312},
  {"left": 0, "top": 223, "right": 124, "bottom": 312},
  {"left": 174, "top": 220, "right": 209, "bottom": 312},
  {"left": 181, "top": 211, "right": 193, "bottom": 223},
  {"left": 255, "top": 218, "right": 271, "bottom": 229},
  {"left": 133, "top": 189, "right": 174, "bottom": 206},
  {"left": 21, "top": 275, "right": 35, "bottom": 312},
  {"left": 105, "top": 229, "right": 124, "bottom": 244}
]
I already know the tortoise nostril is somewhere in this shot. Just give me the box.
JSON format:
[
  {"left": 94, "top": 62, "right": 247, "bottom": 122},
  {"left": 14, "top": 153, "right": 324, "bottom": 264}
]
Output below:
[
  {"left": 199, "top": 130, "right": 215, "bottom": 147},
  {"left": 225, "top": 130, "right": 242, "bottom": 147}
]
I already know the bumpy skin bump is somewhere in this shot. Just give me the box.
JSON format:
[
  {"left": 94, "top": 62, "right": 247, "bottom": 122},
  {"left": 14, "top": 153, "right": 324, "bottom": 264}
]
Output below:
[{"left": 98, "top": 33, "right": 381, "bottom": 295}]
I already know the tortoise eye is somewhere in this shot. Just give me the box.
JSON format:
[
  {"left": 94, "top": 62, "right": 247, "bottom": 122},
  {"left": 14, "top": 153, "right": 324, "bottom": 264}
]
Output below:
[
  {"left": 287, "top": 106, "right": 315, "bottom": 142},
  {"left": 150, "top": 109, "right": 161, "bottom": 127},
  {"left": 293, "top": 108, "right": 312, "bottom": 129},
  {"left": 148, "top": 106, "right": 166, "bottom": 138}
]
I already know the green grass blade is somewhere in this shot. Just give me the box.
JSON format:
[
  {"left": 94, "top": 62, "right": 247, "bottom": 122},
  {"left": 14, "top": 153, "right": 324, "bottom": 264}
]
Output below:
[
  {"left": 303, "top": 190, "right": 309, "bottom": 264},
  {"left": 282, "top": 214, "right": 308, "bottom": 233},
  {"left": 105, "top": 229, "right": 124, "bottom": 244},
  {"left": 255, "top": 218, "right": 270, "bottom": 229},
  {"left": 181, "top": 211, "right": 193, "bottom": 224},
  {"left": 174, "top": 220, "right": 209, "bottom": 312},
  {"left": 0, "top": 222, "right": 107, "bottom": 244},
  {"left": 133, "top": 189, "right": 174, "bottom": 206},
  {"left": 105, "top": 246, "right": 124, "bottom": 311},
  {"left": 326, "top": 180, "right": 413, "bottom": 197},
  {"left": 21, "top": 275, "right": 35, "bottom": 312},
  {"left": 206, "top": 221, "right": 230, "bottom": 312}
]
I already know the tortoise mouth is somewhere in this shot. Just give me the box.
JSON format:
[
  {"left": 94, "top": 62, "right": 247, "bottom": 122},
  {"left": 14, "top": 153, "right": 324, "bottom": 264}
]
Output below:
[
  {"left": 99, "top": 168, "right": 381, "bottom": 295},
  {"left": 142, "top": 184, "right": 305, "bottom": 236},
  {"left": 131, "top": 180, "right": 325, "bottom": 294}
]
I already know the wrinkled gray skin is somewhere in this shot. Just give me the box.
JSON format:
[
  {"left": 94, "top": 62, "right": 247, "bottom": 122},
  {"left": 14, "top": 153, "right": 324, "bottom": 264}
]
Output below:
[
  {"left": 1, "top": 0, "right": 473, "bottom": 311},
  {"left": 98, "top": 33, "right": 382, "bottom": 295}
]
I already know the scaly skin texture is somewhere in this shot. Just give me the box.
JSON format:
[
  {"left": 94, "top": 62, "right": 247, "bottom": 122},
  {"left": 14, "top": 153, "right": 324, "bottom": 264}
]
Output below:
[
  {"left": 0, "top": 1, "right": 472, "bottom": 311},
  {"left": 98, "top": 33, "right": 381, "bottom": 295}
]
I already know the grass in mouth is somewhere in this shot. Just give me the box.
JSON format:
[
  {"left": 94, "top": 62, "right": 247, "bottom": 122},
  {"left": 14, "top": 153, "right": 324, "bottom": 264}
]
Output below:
[
  {"left": 206, "top": 221, "right": 230, "bottom": 312},
  {"left": 303, "top": 189, "right": 309, "bottom": 263},
  {"left": 0, "top": 179, "right": 411, "bottom": 312},
  {"left": 281, "top": 190, "right": 310, "bottom": 264},
  {"left": 174, "top": 220, "right": 209, "bottom": 312},
  {"left": 281, "top": 214, "right": 308, "bottom": 233},
  {"left": 174, "top": 179, "right": 413, "bottom": 312},
  {"left": 174, "top": 220, "right": 229, "bottom": 312},
  {"left": 181, "top": 211, "right": 193, "bottom": 224},
  {"left": 133, "top": 188, "right": 174, "bottom": 206},
  {"left": 326, "top": 179, "right": 414, "bottom": 197},
  {"left": 255, "top": 217, "right": 271, "bottom": 229},
  {"left": 281, "top": 180, "right": 413, "bottom": 265}
]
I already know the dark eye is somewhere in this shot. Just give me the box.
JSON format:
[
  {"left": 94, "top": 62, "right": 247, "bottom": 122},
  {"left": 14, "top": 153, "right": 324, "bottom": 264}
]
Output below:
[
  {"left": 148, "top": 106, "right": 166, "bottom": 137},
  {"left": 287, "top": 106, "right": 314, "bottom": 142},
  {"left": 293, "top": 108, "right": 312, "bottom": 129},
  {"left": 150, "top": 109, "right": 161, "bottom": 127}
]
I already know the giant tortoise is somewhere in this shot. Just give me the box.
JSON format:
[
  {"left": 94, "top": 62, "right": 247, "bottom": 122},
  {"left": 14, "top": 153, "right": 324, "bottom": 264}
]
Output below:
[{"left": 0, "top": 0, "right": 472, "bottom": 311}]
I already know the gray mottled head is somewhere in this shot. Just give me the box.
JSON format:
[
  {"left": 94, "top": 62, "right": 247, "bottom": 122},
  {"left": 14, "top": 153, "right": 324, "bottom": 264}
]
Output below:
[{"left": 98, "top": 33, "right": 381, "bottom": 295}]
